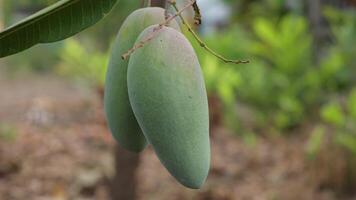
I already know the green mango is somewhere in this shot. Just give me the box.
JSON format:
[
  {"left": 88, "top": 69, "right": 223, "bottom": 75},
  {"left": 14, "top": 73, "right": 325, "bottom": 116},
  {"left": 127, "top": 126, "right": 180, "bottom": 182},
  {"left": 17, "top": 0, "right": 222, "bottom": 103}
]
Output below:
[
  {"left": 128, "top": 26, "right": 210, "bottom": 188},
  {"left": 104, "top": 7, "right": 179, "bottom": 152}
]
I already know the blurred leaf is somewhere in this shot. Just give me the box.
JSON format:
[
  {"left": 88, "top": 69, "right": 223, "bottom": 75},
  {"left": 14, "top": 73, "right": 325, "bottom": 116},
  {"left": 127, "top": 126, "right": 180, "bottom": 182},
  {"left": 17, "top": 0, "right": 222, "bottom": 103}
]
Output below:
[
  {"left": 320, "top": 51, "right": 344, "bottom": 88},
  {"left": 253, "top": 18, "right": 279, "bottom": 49},
  {"left": 250, "top": 15, "right": 312, "bottom": 74},
  {"left": 235, "top": 61, "right": 272, "bottom": 107},
  {"left": 201, "top": 54, "right": 242, "bottom": 105},
  {"left": 321, "top": 102, "right": 345, "bottom": 127},
  {"left": 322, "top": 7, "right": 356, "bottom": 91},
  {"left": 56, "top": 38, "right": 108, "bottom": 87},
  {"left": 201, "top": 54, "right": 220, "bottom": 93},
  {"left": 217, "top": 68, "right": 241, "bottom": 105}
]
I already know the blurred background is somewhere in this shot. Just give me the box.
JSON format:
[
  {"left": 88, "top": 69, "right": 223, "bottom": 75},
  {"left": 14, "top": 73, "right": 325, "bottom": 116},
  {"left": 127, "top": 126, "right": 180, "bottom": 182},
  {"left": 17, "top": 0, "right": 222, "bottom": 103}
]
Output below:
[{"left": 0, "top": 0, "right": 356, "bottom": 199}]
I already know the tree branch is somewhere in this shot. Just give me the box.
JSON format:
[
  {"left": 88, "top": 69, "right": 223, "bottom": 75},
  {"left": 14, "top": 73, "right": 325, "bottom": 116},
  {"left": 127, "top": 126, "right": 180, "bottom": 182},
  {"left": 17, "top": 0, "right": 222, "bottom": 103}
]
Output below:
[{"left": 170, "top": 0, "right": 249, "bottom": 65}]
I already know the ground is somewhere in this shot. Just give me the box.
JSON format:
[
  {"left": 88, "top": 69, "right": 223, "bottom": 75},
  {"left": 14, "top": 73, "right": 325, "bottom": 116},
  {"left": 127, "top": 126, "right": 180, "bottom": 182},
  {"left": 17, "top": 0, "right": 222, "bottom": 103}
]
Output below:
[{"left": 0, "top": 74, "right": 355, "bottom": 200}]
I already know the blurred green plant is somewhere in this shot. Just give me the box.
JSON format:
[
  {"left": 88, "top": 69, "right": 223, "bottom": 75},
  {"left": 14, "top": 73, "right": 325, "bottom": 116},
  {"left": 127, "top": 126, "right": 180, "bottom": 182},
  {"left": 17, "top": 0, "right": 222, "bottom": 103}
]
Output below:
[
  {"left": 312, "top": 7, "right": 356, "bottom": 157},
  {"left": 189, "top": 14, "right": 312, "bottom": 132},
  {"left": 56, "top": 39, "right": 108, "bottom": 88},
  {"left": 306, "top": 88, "right": 356, "bottom": 192},
  {"left": 246, "top": 14, "right": 314, "bottom": 130},
  {"left": 319, "top": 89, "right": 356, "bottom": 155},
  {"left": 192, "top": 8, "right": 355, "bottom": 141},
  {"left": 320, "top": 7, "right": 356, "bottom": 92},
  {"left": 321, "top": 102, "right": 345, "bottom": 127}
]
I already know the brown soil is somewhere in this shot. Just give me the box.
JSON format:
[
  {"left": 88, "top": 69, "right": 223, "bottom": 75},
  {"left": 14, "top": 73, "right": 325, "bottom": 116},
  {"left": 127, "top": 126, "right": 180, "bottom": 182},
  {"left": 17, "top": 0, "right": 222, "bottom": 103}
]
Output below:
[{"left": 0, "top": 74, "right": 355, "bottom": 200}]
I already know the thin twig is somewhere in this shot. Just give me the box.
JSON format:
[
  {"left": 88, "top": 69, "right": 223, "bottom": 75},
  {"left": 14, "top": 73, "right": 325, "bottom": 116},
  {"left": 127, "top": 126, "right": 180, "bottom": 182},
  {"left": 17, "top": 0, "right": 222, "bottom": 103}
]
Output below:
[
  {"left": 121, "top": 0, "right": 196, "bottom": 60},
  {"left": 171, "top": 1, "right": 249, "bottom": 64}
]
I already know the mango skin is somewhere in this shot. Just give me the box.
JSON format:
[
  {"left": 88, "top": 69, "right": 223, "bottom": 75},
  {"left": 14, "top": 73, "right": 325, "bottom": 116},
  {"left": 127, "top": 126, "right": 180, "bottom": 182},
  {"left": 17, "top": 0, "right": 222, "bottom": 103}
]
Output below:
[
  {"left": 128, "top": 26, "right": 210, "bottom": 188},
  {"left": 104, "top": 8, "right": 179, "bottom": 152}
]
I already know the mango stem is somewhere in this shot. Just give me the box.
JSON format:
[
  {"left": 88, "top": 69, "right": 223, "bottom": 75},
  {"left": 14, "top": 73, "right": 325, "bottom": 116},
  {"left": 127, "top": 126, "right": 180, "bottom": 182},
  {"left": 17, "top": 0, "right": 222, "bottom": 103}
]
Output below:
[
  {"left": 122, "top": 0, "right": 196, "bottom": 60},
  {"left": 170, "top": 1, "right": 249, "bottom": 65}
]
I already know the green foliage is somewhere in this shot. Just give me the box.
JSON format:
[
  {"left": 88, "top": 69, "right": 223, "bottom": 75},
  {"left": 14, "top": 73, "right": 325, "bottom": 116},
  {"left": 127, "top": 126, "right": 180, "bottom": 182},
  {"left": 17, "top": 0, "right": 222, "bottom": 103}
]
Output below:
[
  {"left": 319, "top": 89, "right": 356, "bottom": 155},
  {"left": 251, "top": 15, "right": 312, "bottom": 75},
  {"left": 0, "top": 0, "right": 118, "bottom": 58},
  {"left": 321, "top": 7, "right": 356, "bottom": 92},
  {"left": 192, "top": 14, "right": 314, "bottom": 131},
  {"left": 186, "top": 27, "right": 247, "bottom": 130},
  {"left": 317, "top": 8, "right": 356, "bottom": 155},
  {"left": 56, "top": 39, "right": 108, "bottom": 87},
  {"left": 247, "top": 15, "right": 314, "bottom": 125},
  {"left": 321, "top": 102, "right": 345, "bottom": 127},
  {"left": 192, "top": 7, "right": 355, "bottom": 148},
  {"left": 202, "top": 55, "right": 241, "bottom": 105}
]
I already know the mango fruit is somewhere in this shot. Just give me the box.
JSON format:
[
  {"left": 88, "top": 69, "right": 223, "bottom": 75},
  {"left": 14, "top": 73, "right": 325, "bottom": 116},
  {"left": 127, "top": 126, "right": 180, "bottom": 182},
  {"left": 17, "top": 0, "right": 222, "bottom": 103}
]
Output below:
[
  {"left": 128, "top": 26, "right": 210, "bottom": 188},
  {"left": 104, "top": 8, "right": 179, "bottom": 152}
]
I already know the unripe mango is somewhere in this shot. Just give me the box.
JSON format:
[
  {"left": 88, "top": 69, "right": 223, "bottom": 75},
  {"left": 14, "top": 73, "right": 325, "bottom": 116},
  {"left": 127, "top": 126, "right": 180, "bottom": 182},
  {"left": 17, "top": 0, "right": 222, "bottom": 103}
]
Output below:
[
  {"left": 104, "top": 8, "right": 179, "bottom": 152},
  {"left": 128, "top": 26, "right": 210, "bottom": 188}
]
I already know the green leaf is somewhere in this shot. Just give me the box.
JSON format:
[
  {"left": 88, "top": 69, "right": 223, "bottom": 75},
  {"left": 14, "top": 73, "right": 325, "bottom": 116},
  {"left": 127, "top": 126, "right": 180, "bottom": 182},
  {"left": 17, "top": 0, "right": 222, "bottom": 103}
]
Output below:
[{"left": 0, "top": 0, "right": 118, "bottom": 58}]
